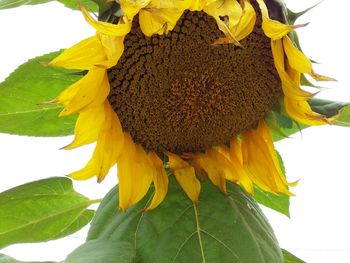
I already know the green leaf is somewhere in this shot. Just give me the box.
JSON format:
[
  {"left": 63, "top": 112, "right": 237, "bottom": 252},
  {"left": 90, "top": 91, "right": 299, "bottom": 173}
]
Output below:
[
  {"left": 54, "top": 209, "right": 95, "bottom": 239},
  {"left": 253, "top": 152, "right": 290, "bottom": 217},
  {"left": 0, "top": 0, "right": 98, "bottom": 11},
  {"left": 309, "top": 98, "right": 348, "bottom": 118},
  {"left": 282, "top": 249, "right": 306, "bottom": 263},
  {"left": 0, "top": 177, "right": 96, "bottom": 248},
  {"left": 0, "top": 51, "right": 79, "bottom": 136},
  {"left": 65, "top": 240, "right": 135, "bottom": 263},
  {"left": 335, "top": 105, "right": 350, "bottom": 127},
  {"left": 253, "top": 188, "right": 289, "bottom": 217},
  {"left": 0, "top": 254, "right": 57, "bottom": 263},
  {"left": 85, "top": 177, "right": 283, "bottom": 263}
]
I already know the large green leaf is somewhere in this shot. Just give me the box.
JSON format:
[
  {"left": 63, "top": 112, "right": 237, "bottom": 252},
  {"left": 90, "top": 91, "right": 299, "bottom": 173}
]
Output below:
[
  {"left": 0, "top": 0, "right": 97, "bottom": 11},
  {"left": 282, "top": 249, "right": 305, "bottom": 263},
  {"left": 83, "top": 177, "right": 283, "bottom": 263},
  {"left": 0, "top": 177, "right": 96, "bottom": 248},
  {"left": 0, "top": 254, "right": 57, "bottom": 263},
  {"left": 65, "top": 240, "right": 135, "bottom": 263},
  {"left": 0, "top": 51, "right": 79, "bottom": 136}
]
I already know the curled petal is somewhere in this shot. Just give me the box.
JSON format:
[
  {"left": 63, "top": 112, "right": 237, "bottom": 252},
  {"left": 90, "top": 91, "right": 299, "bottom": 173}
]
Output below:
[{"left": 167, "top": 152, "right": 201, "bottom": 204}]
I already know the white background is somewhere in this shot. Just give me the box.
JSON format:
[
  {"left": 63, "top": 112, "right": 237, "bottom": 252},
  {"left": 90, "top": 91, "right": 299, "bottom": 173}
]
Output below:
[{"left": 0, "top": 0, "right": 350, "bottom": 262}]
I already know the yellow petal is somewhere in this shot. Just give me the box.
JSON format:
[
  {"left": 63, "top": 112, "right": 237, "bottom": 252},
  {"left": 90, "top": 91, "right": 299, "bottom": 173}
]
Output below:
[
  {"left": 235, "top": 0, "right": 256, "bottom": 41},
  {"left": 69, "top": 102, "right": 124, "bottom": 181},
  {"left": 194, "top": 149, "right": 229, "bottom": 195},
  {"left": 58, "top": 68, "right": 109, "bottom": 116},
  {"left": 189, "top": 0, "right": 207, "bottom": 11},
  {"left": 310, "top": 71, "right": 336, "bottom": 82},
  {"left": 256, "top": 0, "right": 300, "bottom": 40},
  {"left": 146, "top": 152, "right": 169, "bottom": 210},
  {"left": 271, "top": 39, "right": 314, "bottom": 100},
  {"left": 156, "top": 0, "right": 193, "bottom": 9},
  {"left": 242, "top": 122, "right": 293, "bottom": 195},
  {"left": 117, "top": 134, "right": 153, "bottom": 210},
  {"left": 139, "top": 8, "right": 184, "bottom": 36},
  {"left": 204, "top": 0, "right": 242, "bottom": 30},
  {"left": 262, "top": 18, "right": 297, "bottom": 40},
  {"left": 120, "top": 0, "right": 151, "bottom": 20},
  {"left": 49, "top": 36, "right": 106, "bottom": 70},
  {"left": 204, "top": 0, "right": 243, "bottom": 45},
  {"left": 65, "top": 106, "right": 105, "bottom": 150},
  {"left": 81, "top": 4, "right": 132, "bottom": 36},
  {"left": 283, "top": 36, "right": 312, "bottom": 74},
  {"left": 257, "top": 121, "right": 297, "bottom": 187},
  {"left": 97, "top": 34, "right": 126, "bottom": 68},
  {"left": 167, "top": 152, "right": 201, "bottom": 204},
  {"left": 284, "top": 97, "right": 328, "bottom": 126},
  {"left": 228, "top": 140, "right": 254, "bottom": 194}
]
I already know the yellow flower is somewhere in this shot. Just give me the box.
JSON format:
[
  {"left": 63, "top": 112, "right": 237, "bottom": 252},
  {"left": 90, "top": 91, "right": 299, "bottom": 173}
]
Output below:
[{"left": 49, "top": 0, "right": 333, "bottom": 210}]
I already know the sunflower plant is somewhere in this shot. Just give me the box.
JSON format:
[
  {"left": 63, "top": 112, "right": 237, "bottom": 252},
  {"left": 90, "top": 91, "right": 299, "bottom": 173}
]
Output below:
[{"left": 0, "top": 0, "right": 349, "bottom": 262}]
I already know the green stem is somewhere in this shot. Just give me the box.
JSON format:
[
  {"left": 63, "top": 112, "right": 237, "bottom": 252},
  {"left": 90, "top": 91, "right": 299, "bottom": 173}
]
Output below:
[{"left": 89, "top": 198, "right": 103, "bottom": 204}]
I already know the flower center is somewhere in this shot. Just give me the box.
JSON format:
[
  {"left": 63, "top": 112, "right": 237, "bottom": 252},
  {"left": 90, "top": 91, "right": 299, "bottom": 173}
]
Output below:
[{"left": 108, "top": 11, "right": 282, "bottom": 154}]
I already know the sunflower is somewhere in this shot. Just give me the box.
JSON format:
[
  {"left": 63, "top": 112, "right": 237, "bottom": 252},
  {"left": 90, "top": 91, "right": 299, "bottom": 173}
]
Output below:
[{"left": 49, "top": 0, "right": 333, "bottom": 211}]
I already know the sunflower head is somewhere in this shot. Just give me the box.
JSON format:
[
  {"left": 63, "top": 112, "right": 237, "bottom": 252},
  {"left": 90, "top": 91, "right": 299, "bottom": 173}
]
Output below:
[{"left": 49, "top": 0, "right": 333, "bottom": 210}]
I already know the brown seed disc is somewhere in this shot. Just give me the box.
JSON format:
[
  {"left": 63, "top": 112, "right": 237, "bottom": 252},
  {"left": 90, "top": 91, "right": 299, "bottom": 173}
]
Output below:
[{"left": 108, "top": 10, "right": 282, "bottom": 154}]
